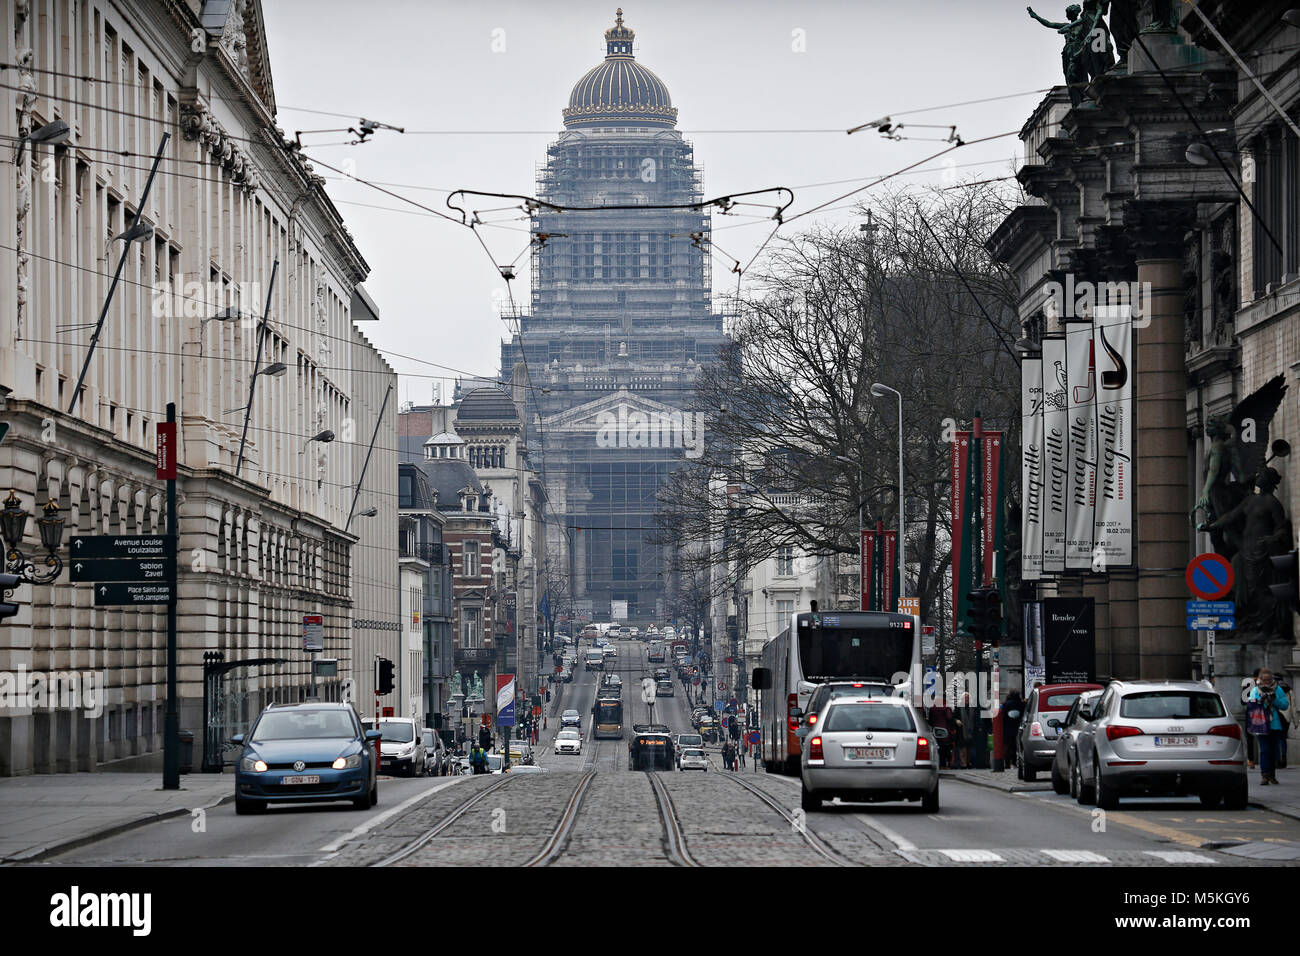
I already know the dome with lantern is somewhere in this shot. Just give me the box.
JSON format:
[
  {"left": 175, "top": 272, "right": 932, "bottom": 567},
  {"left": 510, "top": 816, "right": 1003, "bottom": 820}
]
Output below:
[{"left": 562, "top": 9, "right": 677, "bottom": 130}]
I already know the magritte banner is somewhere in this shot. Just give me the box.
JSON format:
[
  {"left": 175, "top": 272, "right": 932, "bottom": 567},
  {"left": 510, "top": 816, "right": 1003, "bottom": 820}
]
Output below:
[
  {"left": 1021, "top": 356, "right": 1044, "bottom": 581},
  {"left": 1040, "top": 334, "right": 1068, "bottom": 573},
  {"left": 1065, "top": 318, "right": 1098, "bottom": 570},
  {"left": 1092, "top": 305, "right": 1134, "bottom": 566}
]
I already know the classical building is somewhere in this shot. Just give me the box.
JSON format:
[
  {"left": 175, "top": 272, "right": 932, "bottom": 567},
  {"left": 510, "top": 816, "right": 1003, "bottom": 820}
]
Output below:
[
  {"left": 989, "top": 1, "right": 1300, "bottom": 699},
  {"left": 0, "top": 0, "right": 398, "bottom": 774},
  {"left": 499, "top": 10, "right": 728, "bottom": 624},
  {"left": 397, "top": 462, "right": 453, "bottom": 727}
]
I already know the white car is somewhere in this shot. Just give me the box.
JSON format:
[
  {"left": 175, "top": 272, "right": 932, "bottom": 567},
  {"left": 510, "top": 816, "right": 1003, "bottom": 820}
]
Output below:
[
  {"left": 603, "top": 644, "right": 617, "bottom": 659},
  {"left": 554, "top": 730, "right": 582, "bottom": 755},
  {"left": 679, "top": 748, "right": 708, "bottom": 771}
]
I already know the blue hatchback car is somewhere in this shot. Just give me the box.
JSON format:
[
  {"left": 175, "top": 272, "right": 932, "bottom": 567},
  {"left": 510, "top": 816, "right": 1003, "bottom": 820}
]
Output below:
[{"left": 232, "top": 702, "right": 380, "bottom": 814}]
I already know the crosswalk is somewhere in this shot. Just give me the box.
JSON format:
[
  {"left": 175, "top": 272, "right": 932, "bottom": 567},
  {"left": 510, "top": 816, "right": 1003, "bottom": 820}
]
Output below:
[{"left": 926, "top": 848, "right": 1217, "bottom": 864}]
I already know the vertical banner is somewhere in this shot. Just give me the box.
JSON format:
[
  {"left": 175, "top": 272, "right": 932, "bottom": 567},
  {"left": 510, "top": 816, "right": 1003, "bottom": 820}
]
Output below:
[
  {"left": 1040, "top": 335, "right": 1068, "bottom": 573},
  {"left": 881, "top": 531, "right": 896, "bottom": 616},
  {"left": 981, "top": 432, "right": 1002, "bottom": 586},
  {"left": 1042, "top": 597, "right": 1096, "bottom": 683},
  {"left": 1065, "top": 318, "right": 1098, "bottom": 569},
  {"left": 951, "top": 432, "right": 971, "bottom": 634},
  {"left": 860, "top": 528, "right": 874, "bottom": 612},
  {"left": 1021, "top": 357, "right": 1045, "bottom": 581},
  {"left": 1023, "top": 600, "right": 1045, "bottom": 695},
  {"left": 1093, "top": 304, "right": 1133, "bottom": 566},
  {"left": 958, "top": 434, "right": 979, "bottom": 637},
  {"left": 872, "top": 522, "right": 885, "bottom": 612},
  {"left": 496, "top": 674, "right": 516, "bottom": 726}
]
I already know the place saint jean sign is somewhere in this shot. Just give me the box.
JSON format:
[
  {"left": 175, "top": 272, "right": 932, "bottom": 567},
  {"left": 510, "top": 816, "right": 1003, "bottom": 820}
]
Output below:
[{"left": 70, "top": 535, "right": 176, "bottom": 606}]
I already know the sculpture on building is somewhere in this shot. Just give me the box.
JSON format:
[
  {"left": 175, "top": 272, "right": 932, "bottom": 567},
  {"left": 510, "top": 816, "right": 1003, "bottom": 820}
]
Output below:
[
  {"left": 470, "top": 671, "right": 484, "bottom": 700},
  {"left": 1027, "top": 3, "right": 1113, "bottom": 106},
  {"left": 1200, "top": 467, "right": 1293, "bottom": 642},
  {"left": 1107, "top": 1, "right": 1141, "bottom": 68},
  {"left": 450, "top": 671, "right": 463, "bottom": 699},
  {"left": 1191, "top": 375, "right": 1289, "bottom": 560}
]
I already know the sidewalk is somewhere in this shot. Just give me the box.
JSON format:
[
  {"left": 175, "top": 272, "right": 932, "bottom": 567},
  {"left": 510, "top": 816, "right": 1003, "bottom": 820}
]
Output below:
[
  {"left": 0, "top": 771, "right": 234, "bottom": 863},
  {"left": 942, "top": 765, "right": 1300, "bottom": 820}
]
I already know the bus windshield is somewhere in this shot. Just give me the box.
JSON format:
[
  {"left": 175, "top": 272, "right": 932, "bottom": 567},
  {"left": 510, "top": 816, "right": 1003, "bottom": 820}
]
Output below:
[{"left": 798, "top": 619, "right": 914, "bottom": 682}]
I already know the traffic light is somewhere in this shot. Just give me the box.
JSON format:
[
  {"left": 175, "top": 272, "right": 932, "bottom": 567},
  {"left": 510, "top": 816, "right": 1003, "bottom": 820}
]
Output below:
[
  {"left": 1270, "top": 549, "right": 1300, "bottom": 612},
  {"left": 0, "top": 572, "right": 21, "bottom": 621},
  {"left": 375, "top": 657, "right": 394, "bottom": 695},
  {"left": 964, "top": 587, "right": 1003, "bottom": 645}
]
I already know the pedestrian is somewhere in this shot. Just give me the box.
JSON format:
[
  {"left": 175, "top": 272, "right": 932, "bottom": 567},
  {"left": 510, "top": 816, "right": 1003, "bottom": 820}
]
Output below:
[
  {"left": 1279, "top": 677, "right": 1292, "bottom": 769},
  {"left": 1248, "top": 668, "right": 1289, "bottom": 785},
  {"left": 1001, "top": 690, "right": 1024, "bottom": 772},
  {"left": 958, "top": 692, "right": 987, "bottom": 769},
  {"left": 738, "top": 741, "right": 746, "bottom": 769},
  {"left": 1246, "top": 668, "right": 1261, "bottom": 769}
]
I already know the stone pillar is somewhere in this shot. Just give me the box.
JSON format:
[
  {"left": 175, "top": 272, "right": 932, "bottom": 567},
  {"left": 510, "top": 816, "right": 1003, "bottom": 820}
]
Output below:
[{"left": 1134, "top": 245, "right": 1193, "bottom": 678}]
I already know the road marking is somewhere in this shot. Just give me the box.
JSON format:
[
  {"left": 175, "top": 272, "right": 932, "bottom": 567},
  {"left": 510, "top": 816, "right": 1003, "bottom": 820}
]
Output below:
[
  {"left": 852, "top": 813, "right": 917, "bottom": 851},
  {"left": 315, "top": 779, "right": 462, "bottom": 854},
  {"left": 938, "top": 848, "right": 1003, "bottom": 862},
  {"left": 1144, "top": 850, "right": 1216, "bottom": 863},
  {"left": 1041, "top": 849, "right": 1109, "bottom": 863}
]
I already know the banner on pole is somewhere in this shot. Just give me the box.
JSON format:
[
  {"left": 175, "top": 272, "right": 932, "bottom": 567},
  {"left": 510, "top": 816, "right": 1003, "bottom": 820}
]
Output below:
[
  {"left": 951, "top": 432, "right": 971, "bottom": 635},
  {"left": 1065, "top": 319, "right": 1098, "bottom": 569},
  {"left": 496, "top": 674, "right": 516, "bottom": 726},
  {"left": 982, "top": 432, "right": 1002, "bottom": 586},
  {"left": 860, "top": 528, "right": 874, "bottom": 612},
  {"left": 1021, "top": 356, "right": 1045, "bottom": 581},
  {"left": 881, "top": 531, "right": 896, "bottom": 616},
  {"left": 1040, "top": 335, "right": 1068, "bottom": 572},
  {"left": 1093, "top": 305, "right": 1133, "bottom": 567}
]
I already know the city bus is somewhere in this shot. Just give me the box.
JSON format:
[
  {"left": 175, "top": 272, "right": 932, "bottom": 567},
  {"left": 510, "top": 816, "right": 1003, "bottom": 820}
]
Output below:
[
  {"left": 753, "top": 609, "right": 921, "bottom": 776},
  {"left": 628, "top": 723, "right": 675, "bottom": 771},
  {"left": 593, "top": 696, "right": 624, "bottom": 739},
  {"left": 648, "top": 640, "right": 666, "bottom": 663}
]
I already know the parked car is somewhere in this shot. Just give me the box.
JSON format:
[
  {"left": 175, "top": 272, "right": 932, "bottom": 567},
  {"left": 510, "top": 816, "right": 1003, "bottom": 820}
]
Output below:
[
  {"left": 1016, "top": 682, "right": 1104, "bottom": 781},
  {"left": 554, "top": 729, "right": 582, "bottom": 755},
  {"left": 1050, "top": 689, "right": 1103, "bottom": 795},
  {"left": 679, "top": 748, "right": 708, "bottom": 771},
  {"left": 800, "top": 695, "right": 938, "bottom": 813},
  {"left": 421, "top": 728, "right": 445, "bottom": 776},
  {"left": 376, "top": 717, "right": 425, "bottom": 777},
  {"left": 232, "top": 702, "right": 379, "bottom": 814},
  {"left": 1073, "top": 679, "right": 1247, "bottom": 810}
]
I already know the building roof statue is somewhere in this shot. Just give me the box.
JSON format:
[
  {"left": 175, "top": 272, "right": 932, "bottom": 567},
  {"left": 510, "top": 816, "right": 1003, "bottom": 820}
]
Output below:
[{"left": 562, "top": 9, "right": 678, "bottom": 129}]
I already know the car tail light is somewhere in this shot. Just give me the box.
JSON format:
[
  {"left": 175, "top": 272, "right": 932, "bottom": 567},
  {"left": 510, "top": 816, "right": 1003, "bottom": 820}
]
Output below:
[
  {"left": 1208, "top": 724, "right": 1241, "bottom": 739},
  {"left": 809, "top": 736, "right": 824, "bottom": 761},
  {"left": 787, "top": 693, "right": 799, "bottom": 732},
  {"left": 1106, "top": 725, "right": 1143, "bottom": 741},
  {"left": 807, "top": 713, "right": 818, "bottom": 726},
  {"left": 1029, "top": 721, "right": 1043, "bottom": 737},
  {"left": 915, "top": 736, "right": 932, "bottom": 765}
]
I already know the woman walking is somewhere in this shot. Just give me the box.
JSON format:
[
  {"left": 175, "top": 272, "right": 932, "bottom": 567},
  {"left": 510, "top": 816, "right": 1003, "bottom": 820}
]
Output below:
[{"left": 1248, "top": 668, "right": 1289, "bottom": 785}]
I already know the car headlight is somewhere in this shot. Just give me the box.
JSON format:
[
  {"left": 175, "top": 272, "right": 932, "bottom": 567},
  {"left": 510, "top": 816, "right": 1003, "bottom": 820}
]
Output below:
[
  {"left": 399, "top": 745, "right": 414, "bottom": 756},
  {"left": 333, "top": 754, "right": 363, "bottom": 770},
  {"left": 241, "top": 756, "right": 268, "bottom": 773}
]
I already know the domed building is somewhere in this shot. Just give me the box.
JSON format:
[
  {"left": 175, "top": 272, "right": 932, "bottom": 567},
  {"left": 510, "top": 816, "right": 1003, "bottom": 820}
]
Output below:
[{"left": 500, "top": 10, "right": 727, "bottom": 623}]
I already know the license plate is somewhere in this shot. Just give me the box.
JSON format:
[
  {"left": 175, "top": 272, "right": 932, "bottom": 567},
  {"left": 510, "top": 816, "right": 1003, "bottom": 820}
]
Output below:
[
  {"left": 280, "top": 775, "right": 320, "bottom": 785},
  {"left": 845, "top": 747, "right": 891, "bottom": 760},
  {"left": 1153, "top": 736, "right": 1197, "bottom": 747}
]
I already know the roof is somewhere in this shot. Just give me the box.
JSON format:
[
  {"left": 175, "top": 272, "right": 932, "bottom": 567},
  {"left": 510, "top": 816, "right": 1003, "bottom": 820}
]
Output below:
[
  {"left": 457, "top": 386, "right": 519, "bottom": 423},
  {"left": 413, "top": 457, "right": 483, "bottom": 508},
  {"left": 425, "top": 431, "right": 464, "bottom": 445},
  {"left": 562, "top": 11, "right": 677, "bottom": 129}
]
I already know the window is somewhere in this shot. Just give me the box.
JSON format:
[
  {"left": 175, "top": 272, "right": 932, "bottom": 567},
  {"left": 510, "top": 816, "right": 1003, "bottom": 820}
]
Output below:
[
  {"left": 777, "top": 599, "right": 794, "bottom": 621},
  {"left": 462, "top": 611, "right": 481, "bottom": 648},
  {"left": 775, "top": 546, "right": 794, "bottom": 576},
  {"left": 463, "top": 541, "right": 480, "bottom": 578}
]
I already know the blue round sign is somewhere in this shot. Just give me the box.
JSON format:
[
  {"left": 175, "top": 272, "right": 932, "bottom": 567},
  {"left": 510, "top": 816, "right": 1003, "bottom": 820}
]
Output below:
[{"left": 1186, "top": 552, "right": 1233, "bottom": 600}]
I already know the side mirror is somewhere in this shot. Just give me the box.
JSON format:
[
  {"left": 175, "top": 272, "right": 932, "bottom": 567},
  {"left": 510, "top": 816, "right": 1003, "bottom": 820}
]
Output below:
[
  {"left": 795, "top": 725, "right": 810, "bottom": 739},
  {"left": 1047, "top": 719, "right": 1062, "bottom": 730},
  {"left": 230, "top": 733, "right": 245, "bottom": 746},
  {"left": 1079, "top": 708, "right": 1093, "bottom": 722},
  {"left": 364, "top": 730, "right": 382, "bottom": 742},
  {"left": 790, "top": 707, "right": 804, "bottom": 719}
]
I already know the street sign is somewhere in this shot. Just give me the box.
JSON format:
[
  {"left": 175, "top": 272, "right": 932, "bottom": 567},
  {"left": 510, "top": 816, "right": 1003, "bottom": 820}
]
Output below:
[
  {"left": 921, "top": 625, "right": 936, "bottom": 655},
  {"left": 1186, "top": 553, "right": 1234, "bottom": 601},
  {"left": 1186, "top": 616, "right": 1235, "bottom": 631},
  {"left": 156, "top": 421, "right": 177, "bottom": 480},
  {"left": 303, "top": 614, "right": 324, "bottom": 652},
  {"left": 69, "top": 557, "right": 168, "bottom": 582},
  {"left": 641, "top": 677, "right": 657, "bottom": 705},
  {"left": 899, "top": 597, "right": 920, "bottom": 617},
  {"left": 692, "top": 677, "right": 700, "bottom": 686},
  {"left": 93, "top": 581, "right": 172, "bottom": 606},
  {"left": 70, "top": 535, "right": 175, "bottom": 561},
  {"left": 1186, "top": 600, "right": 1234, "bottom": 616}
]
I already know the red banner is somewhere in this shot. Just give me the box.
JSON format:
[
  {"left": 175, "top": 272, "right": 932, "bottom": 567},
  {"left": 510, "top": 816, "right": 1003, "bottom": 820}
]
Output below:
[
  {"left": 860, "top": 528, "right": 875, "bottom": 611},
  {"left": 156, "top": 421, "right": 177, "bottom": 480},
  {"left": 951, "top": 432, "right": 971, "bottom": 634},
  {"left": 982, "top": 432, "right": 1002, "bottom": 586},
  {"left": 881, "top": 530, "right": 896, "bottom": 616}
]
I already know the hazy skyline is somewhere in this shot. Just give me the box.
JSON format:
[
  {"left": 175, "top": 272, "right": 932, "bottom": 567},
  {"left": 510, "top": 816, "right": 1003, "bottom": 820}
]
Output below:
[{"left": 260, "top": 1, "right": 1066, "bottom": 401}]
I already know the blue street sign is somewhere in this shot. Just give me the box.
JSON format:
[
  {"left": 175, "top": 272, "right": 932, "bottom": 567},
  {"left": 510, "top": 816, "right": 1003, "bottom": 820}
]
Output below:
[
  {"left": 1186, "top": 617, "right": 1235, "bottom": 631},
  {"left": 714, "top": 700, "right": 725, "bottom": 712},
  {"left": 1186, "top": 600, "right": 1234, "bottom": 616}
]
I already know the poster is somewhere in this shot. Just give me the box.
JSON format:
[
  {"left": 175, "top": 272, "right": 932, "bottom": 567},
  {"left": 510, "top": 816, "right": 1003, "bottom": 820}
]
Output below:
[
  {"left": 1021, "top": 356, "right": 1045, "bottom": 581},
  {"left": 1040, "top": 335, "right": 1069, "bottom": 573},
  {"left": 1065, "top": 318, "right": 1098, "bottom": 569},
  {"left": 1093, "top": 304, "right": 1134, "bottom": 567},
  {"left": 1042, "top": 597, "right": 1096, "bottom": 684},
  {"left": 860, "top": 528, "right": 874, "bottom": 612}
]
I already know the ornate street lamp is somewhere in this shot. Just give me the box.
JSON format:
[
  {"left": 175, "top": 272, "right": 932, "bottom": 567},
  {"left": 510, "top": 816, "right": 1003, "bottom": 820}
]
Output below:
[{"left": 1, "top": 492, "right": 66, "bottom": 583}]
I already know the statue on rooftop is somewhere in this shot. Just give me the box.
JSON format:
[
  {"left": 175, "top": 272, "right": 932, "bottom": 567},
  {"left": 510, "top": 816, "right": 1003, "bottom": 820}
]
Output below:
[{"left": 1027, "top": 4, "right": 1112, "bottom": 106}]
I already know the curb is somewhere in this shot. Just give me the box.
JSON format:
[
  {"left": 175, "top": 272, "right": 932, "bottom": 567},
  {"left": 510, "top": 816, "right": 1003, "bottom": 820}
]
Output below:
[
  {"left": 2, "top": 790, "right": 236, "bottom": 865},
  {"left": 1248, "top": 800, "right": 1300, "bottom": 822},
  {"left": 939, "top": 770, "right": 1053, "bottom": 795}
]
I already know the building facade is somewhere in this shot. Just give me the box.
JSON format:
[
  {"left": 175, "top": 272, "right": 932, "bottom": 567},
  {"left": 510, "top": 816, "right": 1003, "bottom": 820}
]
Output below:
[{"left": 0, "top": 0, "right": 398, "bottom": 774}]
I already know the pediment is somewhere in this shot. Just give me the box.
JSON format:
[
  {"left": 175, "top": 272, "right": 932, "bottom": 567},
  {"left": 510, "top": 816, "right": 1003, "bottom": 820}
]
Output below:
[{"left": 543, "top": 387, "right": 696, "bottom": 433}]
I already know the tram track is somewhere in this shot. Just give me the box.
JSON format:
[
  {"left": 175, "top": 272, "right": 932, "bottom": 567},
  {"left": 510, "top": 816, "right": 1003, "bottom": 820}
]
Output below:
[
  {"left": 647, "top": 771, "right": 699, "bottom": 866},
  {"left": 722, "top": 772, "right": 854, "bottom": 866},
  {"left": 369, "top": 775, "right": 514, "bottom": 867}
]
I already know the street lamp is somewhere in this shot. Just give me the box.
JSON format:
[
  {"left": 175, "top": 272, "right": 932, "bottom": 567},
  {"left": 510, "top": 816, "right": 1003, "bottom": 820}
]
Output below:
[
  {"left": 1, "top": 492, "right": 66, "bottom": 584},
  {"left": 870, "top": 383, "right": 905, "bottom": 602},
  {"left": 12, "top": 118, "right": 70, "bottom": 165}
]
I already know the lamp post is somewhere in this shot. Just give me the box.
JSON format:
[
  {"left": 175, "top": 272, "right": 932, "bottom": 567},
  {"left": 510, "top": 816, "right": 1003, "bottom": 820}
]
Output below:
[
  {"left": 870, "top": 383, "right": 905, "bottom": 602},
  {"left": 1, "top": 493, "right": 66, "bottom": 584}
]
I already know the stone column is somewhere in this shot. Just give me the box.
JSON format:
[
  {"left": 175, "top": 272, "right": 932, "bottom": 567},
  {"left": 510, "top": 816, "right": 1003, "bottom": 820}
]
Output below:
[{"left": 1129, "top": 204, "right": 1196, "bottom": 678}]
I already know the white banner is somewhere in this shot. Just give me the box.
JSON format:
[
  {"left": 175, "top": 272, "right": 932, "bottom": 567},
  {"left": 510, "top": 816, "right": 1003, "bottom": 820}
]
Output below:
[
  {"left": 1093, "top": 305, "right": 1133, "bottom": 566},
  {"left": 1021, "top": 356, "right": 1045, "bottom": 581},
  {"left": 496, "top": 675, "right": 515, "bottom": 714},
  {"left": 1040, "top": 335, "right": 1068, "bottom": 573},
  {"left": 1065, "top": 319, "right": 1098, "bottom": 569}
]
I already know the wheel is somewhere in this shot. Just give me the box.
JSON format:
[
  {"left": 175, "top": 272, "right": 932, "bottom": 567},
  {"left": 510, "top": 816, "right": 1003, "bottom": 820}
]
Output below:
[
  {"left": 1022, "top": 760, "right": 1037, "bottom": 783},
  {"left": 1094, "top": 757, "right": 1119, "bottom": 810},
  {"left": 1015, "top": 751, "right": 1024, "bottom": 780},
  {"left": 800, "top": 784, "right": 822, "bottom": 813},
  {"left": 1074, "top": 760, "right": 1095, "bottom": 805},
  {"left": 1198, "top": 790, "right": 1224, "bottom": 809},
  {"left": 1224, "top": 777, "right": 1249, "bottom": 811},
  {"left": 370, "top": 780, "right": 378, "bottom": 807},
  {"left": 1051, "top": 761, "right": 1069, "bottom": 795},
  {"left": 921, "top": 781, "right": 940, "bottom": 813},
  {"left": 235, "top": 798, "right": 265, "bottom": 815}
]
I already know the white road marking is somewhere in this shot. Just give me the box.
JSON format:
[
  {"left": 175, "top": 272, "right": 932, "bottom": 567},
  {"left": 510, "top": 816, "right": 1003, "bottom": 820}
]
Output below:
[
  {"left": 938, "top": 848, "right": 1003, "bottom": 862},
  {"left": 852, "top": 813, "right": 918, "bottom": 851},
  {"left": 1041, "top": 849, "right": 1109, "bottom": 863},
  {"left": 1144, "top": 850, "right": 1216, "bottom": 864},
  {"left": 314, "top": 778, "right": 461, "bottom": 854}
]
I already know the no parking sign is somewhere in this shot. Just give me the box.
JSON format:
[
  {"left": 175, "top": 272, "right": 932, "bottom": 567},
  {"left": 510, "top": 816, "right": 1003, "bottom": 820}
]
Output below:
[{"left": 1186, "top": 553, "right": 1234, "bottom": 601}]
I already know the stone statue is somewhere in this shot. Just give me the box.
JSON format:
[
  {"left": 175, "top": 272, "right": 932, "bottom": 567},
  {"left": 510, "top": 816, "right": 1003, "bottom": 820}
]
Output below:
[
  {"left": 1107, "top": 0, "right": 1141, "bottom": 68},
  {"left": 450, "top": 672, "right": 463, "bottom": 699},
  {"left": 1027, "top": 3, "right": 1112, "bottom": 106},
  {"left": 1200, "top": 467, "right": 1293, "bottom": 642},
  {"left": 471, "top": 671, "right": 483, "bottom": 700},
  {"left": 1191, "top": 375, "right": 1289, "bottom": 560},
  {"left": 1142, "top": 0, "right": 1180, "bottom": 33}
]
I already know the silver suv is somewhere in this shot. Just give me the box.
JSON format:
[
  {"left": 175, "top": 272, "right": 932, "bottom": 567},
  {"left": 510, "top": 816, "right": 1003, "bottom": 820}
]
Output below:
[{"left": 1073, "top": 680, "right": 1247, "bottom": 810}]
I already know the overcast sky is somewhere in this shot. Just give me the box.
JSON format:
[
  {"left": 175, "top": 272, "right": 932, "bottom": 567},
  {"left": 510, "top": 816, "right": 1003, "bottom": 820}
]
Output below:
[{"left": 260, "top": 1, "right": 1066, "bottom": 402}]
